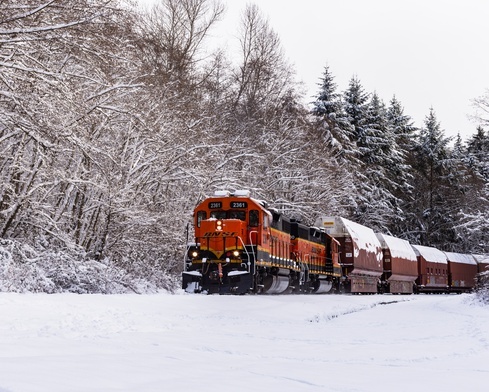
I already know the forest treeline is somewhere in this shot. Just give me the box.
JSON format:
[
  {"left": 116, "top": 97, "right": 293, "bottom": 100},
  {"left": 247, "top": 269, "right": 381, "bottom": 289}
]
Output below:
[{"left": 0, "top": 0, "right": 488, "bottom": 292}]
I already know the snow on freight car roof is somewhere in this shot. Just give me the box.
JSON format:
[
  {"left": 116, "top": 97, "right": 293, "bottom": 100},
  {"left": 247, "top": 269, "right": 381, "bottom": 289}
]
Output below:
[
  {"left": 473, "top": 254, "right": 489, "bottom": 264},
  {"left": 316, "top": 216, "right": 382, "bottom": 262},
  {"left": 376, "top": 233, "right": 417, "bottom": 262},
  {"left": 411, "top": 245, "right": 448, "bottom": 264},
  {"left": 443, "top": 252, "right": 477, "bottom": 265}
]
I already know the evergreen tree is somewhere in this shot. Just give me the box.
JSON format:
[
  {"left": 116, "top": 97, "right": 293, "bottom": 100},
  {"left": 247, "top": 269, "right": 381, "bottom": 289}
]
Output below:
[
  {"left": 467, "top": 126, "right": 489, "bottom": 180},
  {"left": 352, "top": 93, "right": 403, "bottom": 232},
  {"left": 343, "top": 76, "right": 369, "bottom": 145},
  {"left": 387, "top": 96, "right": 417, "bottom": 149},
  {"left": 359, "top": 92, "right": 390, "bottom": 165},
  {"left": 311, "top": 66, "right": 355, "bottom": 160},
  {"left": 410, "top": 108, "right": 457, "bottom": 248},
  {"left": 448, "top": 133, "right": 472, "bottom": 196},
  {"left": 385, "top": 96, "right": 416, "bottom": 236},
  {"left": 456, "top": 126, "right": 489, "bottom": 253},
  {"left": 311, "top": 65, "right": 341, "bottom": 118}
]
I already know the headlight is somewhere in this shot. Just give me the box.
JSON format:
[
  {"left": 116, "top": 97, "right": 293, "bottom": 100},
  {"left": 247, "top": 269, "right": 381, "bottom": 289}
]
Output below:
[
  {"left": 191, "top": 251, "right": 199, "bottom": 258},
  {"left": 232, "top": 250, "right": 240, "bottom": 257}
]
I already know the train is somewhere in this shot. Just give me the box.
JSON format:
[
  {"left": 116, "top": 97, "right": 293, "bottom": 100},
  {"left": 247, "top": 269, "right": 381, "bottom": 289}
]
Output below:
[{"left": 182, "top": 190, "right": 489, "bottom": 295}]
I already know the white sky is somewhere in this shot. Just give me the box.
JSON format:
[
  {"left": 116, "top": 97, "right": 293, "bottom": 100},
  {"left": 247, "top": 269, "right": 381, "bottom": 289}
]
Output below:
[{"left": 139, "top": 0, "right": 489, "bottom": 141}]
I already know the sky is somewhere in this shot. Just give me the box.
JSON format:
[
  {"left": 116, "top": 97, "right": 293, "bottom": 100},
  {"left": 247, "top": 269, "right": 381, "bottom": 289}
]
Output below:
[
  {"left": 1, "top": 292, "right": 488, "bottom": 391},
  {"left": 139, "top": 0, "right": 489, "bottom": 141}
]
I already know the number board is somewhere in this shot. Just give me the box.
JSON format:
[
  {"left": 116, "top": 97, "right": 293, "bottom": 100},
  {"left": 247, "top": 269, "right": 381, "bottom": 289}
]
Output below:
[
  {"left": 208, "top": 202, "right": 222, "bottom": 209},
  {"left": 230, "top": 201, "right": 248, "bottom": 208}
]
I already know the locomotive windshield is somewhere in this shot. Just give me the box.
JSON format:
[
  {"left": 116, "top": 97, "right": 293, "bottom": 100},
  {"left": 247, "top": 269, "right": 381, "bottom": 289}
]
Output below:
[
  {"left": 209, "top": 210, "right": 246, "bottom": 221},
  {"left": 196, "top": 208, "right": 258, "bottom": 226}
]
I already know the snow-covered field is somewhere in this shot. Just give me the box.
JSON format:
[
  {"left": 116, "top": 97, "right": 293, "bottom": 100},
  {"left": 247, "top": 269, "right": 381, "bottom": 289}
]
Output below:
[{"left": 0, "top": 292, "right": 488, "bottom": 392}]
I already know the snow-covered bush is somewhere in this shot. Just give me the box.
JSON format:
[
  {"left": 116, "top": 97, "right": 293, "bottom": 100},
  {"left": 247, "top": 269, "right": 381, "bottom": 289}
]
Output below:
[
  {"left": 0, "top": 239, "right": 179, "bottom": 294},
  {"left": 475, "top": 270, "right": 489, "bottom": 305}
]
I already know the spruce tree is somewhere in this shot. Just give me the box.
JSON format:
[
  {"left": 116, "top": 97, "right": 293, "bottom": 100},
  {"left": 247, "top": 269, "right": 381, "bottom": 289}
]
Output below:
[
  {"left": 343, "top": 75, "right": 369, "bottom": 145},
  {"left": 457, "top": 126, "right": 489, "bottom": 253},
  {"left": 385, "top": 96, "right": 416, "bottom": 237},
  {"left": 410, "top": 108, "right": 457, "bottom": 248},
  {"left": 387, "top": 96, "right": 417, "bottom": 149},
  {"left": 467, "top": 126, "right": 489, "bottom": 180},
  {"left": 352, "top": 93, "right": 403, "bottom": 232},
  {"left": 311, "top": 65, "right": 341, "bottom": 118},
  {"left": 311, "top": 66, "right": 355, "bottom": 160}
]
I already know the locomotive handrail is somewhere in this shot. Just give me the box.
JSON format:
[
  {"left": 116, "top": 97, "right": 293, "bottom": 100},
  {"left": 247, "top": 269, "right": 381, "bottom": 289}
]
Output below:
[
  {"left": 237, "top": 236, "right": 252, "bottom": 275},
  {"left": 248, "top": 230, "right": 258, "bottom": 276}
]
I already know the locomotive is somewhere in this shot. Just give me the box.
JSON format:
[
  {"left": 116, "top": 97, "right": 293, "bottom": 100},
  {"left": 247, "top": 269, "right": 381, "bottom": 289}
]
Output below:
[
  {"left": 182, "top": 190, "right": 486, "bottom": 295},
  {"left": 183, "top": 190, "right": 341, "bottom": 294}
]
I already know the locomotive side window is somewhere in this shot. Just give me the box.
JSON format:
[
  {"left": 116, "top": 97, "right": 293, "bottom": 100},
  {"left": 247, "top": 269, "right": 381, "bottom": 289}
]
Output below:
[
  {"left": 249, "top": 210, "right": 259, "bottom": 227},
  {"left": 263, "top": 214, "right": 269, "bottom": 228},
  {"left": 196, "top": 211, "right": 206, "bottom": 227}
]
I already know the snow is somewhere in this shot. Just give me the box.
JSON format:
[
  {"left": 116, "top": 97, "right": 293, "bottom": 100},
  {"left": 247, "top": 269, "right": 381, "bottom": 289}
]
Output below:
[
  {"left": 474, "top": 254, "right": 489, "bottom": 268},
  {"left": 412, "top": 244, "right": 448, "bottom": 264},
  {"left": 1, "top": 292, "right": 488, "bottom": 392},
  {"left": 444, "top": 251, "right": 478, "bottom": 265},
  {"left": 316, "top": 216, "right": 383, "bottom": 262},
  {"left": 376, "top": 233, "right": 417, "bottom": 262}
]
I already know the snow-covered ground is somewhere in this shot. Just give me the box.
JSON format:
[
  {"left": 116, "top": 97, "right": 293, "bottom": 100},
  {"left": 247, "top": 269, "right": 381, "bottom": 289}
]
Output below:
[{"left": 0, "top": 292, "right": 487, "bottom": 392}]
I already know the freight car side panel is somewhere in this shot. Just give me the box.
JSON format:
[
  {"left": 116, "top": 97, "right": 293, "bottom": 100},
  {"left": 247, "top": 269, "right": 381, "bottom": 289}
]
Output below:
[
  {"left": 376, "top": 233, "right": 418, "bottom": 293},
  {"left": 444, "top": 252, "right": 478, "bottom": 292},
  {"left": 412, "top": 245, "right": 448, "bottom": 292},
  {"left": 449, "top": 262, "right": 478, "bottom": 291}
]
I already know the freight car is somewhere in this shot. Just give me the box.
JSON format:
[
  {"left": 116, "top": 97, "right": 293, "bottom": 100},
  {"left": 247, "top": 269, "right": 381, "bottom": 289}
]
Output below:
[
  {"left": 444, "top": 252, "right": 478, "bottom": 293},
  {"left": 376, "top": 233, "right": 418, "bottom": 294},
  {"left": 314, "top": 216, "right": 383, "bottom": 294},
  {"left": 182, "top": 190, "right": 482, "bottom": 295}
]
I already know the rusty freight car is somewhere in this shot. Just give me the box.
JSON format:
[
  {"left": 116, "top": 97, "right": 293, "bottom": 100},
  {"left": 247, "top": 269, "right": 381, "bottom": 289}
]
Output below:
[
  {"left": 443, "top": 252, "right": 478, "bottom": 293},
  {"left": 376, "top": 233, "right": 418, "bottom": 294},
  {"left": 411, "top": 245, "right": 448, "bottom": 293},
  {"left": 315, "top": 216, "right": 383, "bottom": 293}
]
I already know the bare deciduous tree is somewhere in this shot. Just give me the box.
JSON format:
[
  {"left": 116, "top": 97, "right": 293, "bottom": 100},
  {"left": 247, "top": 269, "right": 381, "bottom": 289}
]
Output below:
[
  {"left": 138, "top": 0, "right": 224, "bottom": 84},
  {"left": 232, "top": 4, "right": 295, "bottom": 119}
]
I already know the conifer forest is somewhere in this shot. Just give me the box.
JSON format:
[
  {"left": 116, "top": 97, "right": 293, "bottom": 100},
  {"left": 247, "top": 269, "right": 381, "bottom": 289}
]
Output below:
[{"left": 1, "top": 0, "right": 488, "bottom": 292}]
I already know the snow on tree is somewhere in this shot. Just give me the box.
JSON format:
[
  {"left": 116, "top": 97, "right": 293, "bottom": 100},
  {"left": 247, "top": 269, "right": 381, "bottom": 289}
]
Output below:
[
  {"left": 453, "top": 127, "right": 489, "bottom": 253},
  {"left": 311, "top": 65, "right": 356, "bottom": 160},
  {"left": 408, "top": 108, "right": 459, "bottom": 248},
  {"left": 343, "top": 75, "right": 369, "bottom": 145},
  {"left": 350, "top": 93, "right": 401, "bottom": 233}
]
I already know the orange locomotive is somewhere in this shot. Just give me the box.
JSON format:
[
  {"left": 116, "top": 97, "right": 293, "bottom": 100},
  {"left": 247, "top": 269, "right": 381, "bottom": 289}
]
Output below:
[{"left": 183, "top": 190, "right": 341, "bottom": 294}]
